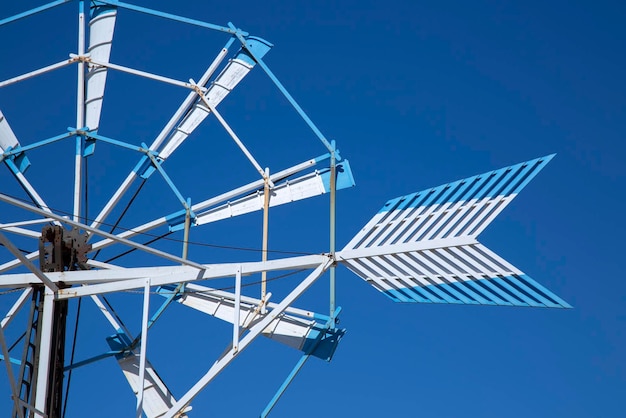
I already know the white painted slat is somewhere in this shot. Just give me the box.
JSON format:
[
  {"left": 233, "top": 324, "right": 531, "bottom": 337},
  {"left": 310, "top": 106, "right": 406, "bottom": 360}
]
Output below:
[
  {"left": 113, "top": 351, "right": 187, "bottom": 418},
  {"left": 196, "top": 168, "right": 328, "bottom": 226},
  {"left": 160, "top": 283, "right": 317, "bottom": 352},
  {"left": 159, "top": 59, "right": 253, "bottom": 159},
  {"left": 85, "top": 5, "right": 117, "bottom": 131}
]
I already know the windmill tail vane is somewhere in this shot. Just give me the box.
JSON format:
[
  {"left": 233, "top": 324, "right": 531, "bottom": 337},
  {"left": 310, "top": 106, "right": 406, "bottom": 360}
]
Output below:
[{"left": 336, "top": 154, "right": 571, "bottom": 309}]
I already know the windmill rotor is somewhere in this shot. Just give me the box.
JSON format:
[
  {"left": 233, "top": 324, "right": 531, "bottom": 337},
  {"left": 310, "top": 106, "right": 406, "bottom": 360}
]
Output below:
[{"left": 0, "top": 2, "right": 569, "bottom": 417}]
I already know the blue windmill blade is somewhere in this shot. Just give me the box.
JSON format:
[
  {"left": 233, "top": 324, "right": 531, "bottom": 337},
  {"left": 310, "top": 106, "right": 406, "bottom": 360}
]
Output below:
[{"left": 337, "top": 154, "right": 570, "bottom": 308}]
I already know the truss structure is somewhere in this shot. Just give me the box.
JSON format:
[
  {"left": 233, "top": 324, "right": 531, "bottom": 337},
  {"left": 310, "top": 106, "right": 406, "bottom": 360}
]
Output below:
[{"left": 0, "top": 2, "right": 569, "bottom": 417}]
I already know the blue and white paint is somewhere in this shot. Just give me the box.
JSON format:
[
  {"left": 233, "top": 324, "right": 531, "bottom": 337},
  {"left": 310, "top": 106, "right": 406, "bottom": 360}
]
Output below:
[{"left": 339, "top": 155, "right": 570, "bottom": 308}]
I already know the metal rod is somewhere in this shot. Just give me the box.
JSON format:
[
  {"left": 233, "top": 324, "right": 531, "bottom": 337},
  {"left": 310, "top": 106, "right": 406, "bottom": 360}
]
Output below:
[
  {"left": 2, "top": 255, "right": 328, "bottom": 292},
  {"left": 329, "top": 144, "right": 337, "bottom": 328},
  {"left": 0, "top": 0, "right": 71, "bottom": 27},
  {"left": 97, "top": 0, "right": 246, "bottom": 35},
  {"left": 145, "top": 152, "right": 190, "bottom": 209},
  {"left": 0, "top": 59, "right": 74, "bottom": 89},
  {"left": 195, "top": 90, "right": 267, "bottom": 181},
  {"left": 77, "top": 55, "right": 206, "bottom": 91},
  {"left": 229, "top": 24, "right": 333, "bottom": 153},
  {"left": 63, "top": 350, "right": 119, "bottom": 372},
  {"left": 0, "top": 131, "right": 74, "bottom": 156},
  {"left": 0, "top": 313, "right": 24, "bottom": 418},
  {"left": 261, "top": 353, "right": 311, "bottom": 418},
  {"left": 1, "top": 288, "right": 33, "bottom": 328},
  {"left": 73, "top": 1, "right": 86, "bottom": 223},
  {"left": 11, "top": 168, "right": 61, "bottom": 225},
  {"left": 89, "top": 294, "right": 133, "bottom": 336},
  {"left": 136, "top": 278, "right": 151, "bottom": 418},
  {"left": 0, "top": 219, "right": 54, "bottom": 229},
  {"left": 182, "top": 204, "right": 191, "bottom": 260},
  {"left": 82, "top": 131, "right": 146, "bottom": 153},
  {"left": 261, "top": 169, "right": 270, "bottom": 310},
  {"left": 233, "top": 266, "right": 241, "bottom": 352}
]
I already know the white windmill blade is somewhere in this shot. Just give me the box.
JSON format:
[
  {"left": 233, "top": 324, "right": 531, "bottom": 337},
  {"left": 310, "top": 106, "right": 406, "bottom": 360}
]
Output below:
[
  {"left": 157, "top": 37, "right": 272, "bottom": 160},
  {"left": 338, "top": 154, "right": 571, "bottom": 308},
  {"left": 106, "top": 332, "right": 190, "bottom": 418},
  {"left": 190, "top": 160, "right": 354, "bottom": 228},
  {"left": 157, "top": 283, "right": 344, "bottom": 361},
  {"left": 84, "top": 3, "right": 117, "bottom": 134}
]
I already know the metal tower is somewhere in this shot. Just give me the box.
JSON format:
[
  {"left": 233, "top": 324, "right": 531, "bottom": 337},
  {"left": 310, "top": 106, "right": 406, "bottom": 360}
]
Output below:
[{"left": 0, "top": 2, "right": 569, "bottom": 417}]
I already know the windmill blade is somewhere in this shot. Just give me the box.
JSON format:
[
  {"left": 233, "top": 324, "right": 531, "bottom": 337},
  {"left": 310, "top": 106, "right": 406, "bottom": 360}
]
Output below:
[
  {"left": 338, "top": 154, "right": 570, "bottom": 308},
  {"left": 107, "top": 332, "right": 190, "bottom": 418},
  {"left": 157, "top": 37, "right": 272, "bottom": 160},
  {"left": 157, "top": 283, "right": 344, "bottom": 361},
  {"left": 189, "top": 160, "right": 354, "bottom": 229},
  {"left": 84, "top": 3, "right": 117, "bottom": 134}
]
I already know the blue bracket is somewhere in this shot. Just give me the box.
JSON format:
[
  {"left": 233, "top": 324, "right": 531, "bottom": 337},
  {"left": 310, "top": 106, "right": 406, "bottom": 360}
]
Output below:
[
  {"left": 132, "top": 153, "right": 159, "bottom": 179},
  {"left": 147, "top": 283, "right": 186, "bottom": 330},
  {"left": 82, "top": 129, "right": 97, "bottom": 157},
  {"left": 320, "top": 159, "right": 356, "bottom": 193},
  {"left": 63, "top": 350, "right": 121, "bottom": 372},
  {"left": 2, "top": 147, "right": 31, "bottom": 174},
  {"left": 105, "top": 330, "right": 135, "bottom": 359},
  {"left": 165, "top": 199, "right": 197, "bottom": 232}
]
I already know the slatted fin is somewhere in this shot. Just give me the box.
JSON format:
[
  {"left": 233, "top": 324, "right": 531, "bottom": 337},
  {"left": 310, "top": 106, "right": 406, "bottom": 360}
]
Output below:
[
  {"left": 338, "top": 155, "right": 570, "bottom": 308},
  {"left": 343, "top": 154, "right": 554, "bottom": 251},
  {"left": 107, "top": 332, "right": 190, "bottom": 418}
]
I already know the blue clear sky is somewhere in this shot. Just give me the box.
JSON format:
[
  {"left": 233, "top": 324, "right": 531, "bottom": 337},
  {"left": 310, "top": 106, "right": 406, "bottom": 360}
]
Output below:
[{"left": 0, "top": 1, "right": 624, "bottom": 417}]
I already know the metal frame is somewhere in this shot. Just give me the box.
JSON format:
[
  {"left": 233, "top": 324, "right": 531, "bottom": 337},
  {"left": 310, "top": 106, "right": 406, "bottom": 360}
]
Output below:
[
  {"left": 0, "top": 2, "right": 344, "bottom": 416},
  {"left": 0, "top": 1, "right": 568, "bottom": 417}
]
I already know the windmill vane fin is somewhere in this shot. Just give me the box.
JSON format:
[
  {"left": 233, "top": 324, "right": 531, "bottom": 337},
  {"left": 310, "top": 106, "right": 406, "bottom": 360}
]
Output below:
[{"left": 338, "top": 154, "right": 570, "bottom": 308}]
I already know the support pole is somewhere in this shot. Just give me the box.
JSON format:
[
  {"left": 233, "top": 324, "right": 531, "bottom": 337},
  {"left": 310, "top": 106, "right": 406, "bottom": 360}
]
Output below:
[
  {"left": 261, "top": 168, "right": 270, "bottom": 312},
  {"left": 136, "top": 278, "right": 151, "bottom": 418},
  {"left": 182, "top": 199, "right": 191, "bottom": 260},
  {"left": 233, "top": 266, "right": 241, "bottom": 352},
  {"left": 73, "top": 1, "right": 86, "bottom": 223},
  {"left": 329, "top": 141, "right": 337, "bottom": 328},
  {"left": 33, "top": 291, "right": 54, "bottom": 417}
]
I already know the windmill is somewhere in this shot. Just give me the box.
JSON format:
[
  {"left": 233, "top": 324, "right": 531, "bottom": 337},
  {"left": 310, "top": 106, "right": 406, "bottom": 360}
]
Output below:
[{"left": 0, "top": 2, "right": 570, "bottom": 417}]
